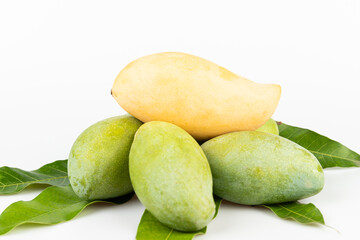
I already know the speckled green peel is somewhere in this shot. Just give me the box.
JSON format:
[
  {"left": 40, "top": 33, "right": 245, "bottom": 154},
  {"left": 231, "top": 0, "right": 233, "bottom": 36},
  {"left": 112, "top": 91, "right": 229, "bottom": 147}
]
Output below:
[
  {"left": 256, "top": 118, "right": 279, "bottom": 135},
  {"left": 201, "top": 131, "right": 324, "bottom": 205},
  {"left": 129, "top": 121, "right": 215, "bottom": 232},
  {"left": 68, "top": 115, "right": 142, "bottom": 200}
]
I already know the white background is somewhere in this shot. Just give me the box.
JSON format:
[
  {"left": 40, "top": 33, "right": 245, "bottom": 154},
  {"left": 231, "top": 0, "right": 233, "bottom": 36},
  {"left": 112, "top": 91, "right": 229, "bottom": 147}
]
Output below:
[{"left": 0, "top": 1, "right": 359, "bottom": 239}]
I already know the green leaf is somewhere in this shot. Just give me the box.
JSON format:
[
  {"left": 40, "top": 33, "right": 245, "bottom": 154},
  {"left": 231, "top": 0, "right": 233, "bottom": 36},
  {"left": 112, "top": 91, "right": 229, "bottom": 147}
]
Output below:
[
  {"left": 0, "top": 185, "right": 134, "bottom": 235},
  {"left": 136, "top": 196, "right": 222, "bottom": 240},
  {"left": 0, "top": 160, "right": 69, "bottom": 194},
  {"left": 278, "top": 122, "right": 360, "bottom": 168},
  {"left": 263, "top": 202, "right": 325, "bottom": 225},
  {"left": 213, "top": 196, "right": 222, "bottom": 218}
]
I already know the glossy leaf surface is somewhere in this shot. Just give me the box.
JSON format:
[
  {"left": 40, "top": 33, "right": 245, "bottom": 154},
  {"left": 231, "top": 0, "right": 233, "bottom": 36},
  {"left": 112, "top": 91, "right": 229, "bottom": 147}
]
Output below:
[
  {"left": 0, "top": 160, "right": 69, "bottom": 194},
  {"left": 0, "top": 185, "right": 133, "bottom": 235},
  {"left": 278, "top": 122, "right": 360, "bottom": 168},
  {"left": 263, "top": 202, "right": 325, "bottom": 225}
]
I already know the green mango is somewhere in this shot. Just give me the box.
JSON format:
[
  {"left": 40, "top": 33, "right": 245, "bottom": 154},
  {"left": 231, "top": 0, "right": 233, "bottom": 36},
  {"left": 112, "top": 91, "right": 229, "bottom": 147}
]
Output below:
[
  {"left": 201, "top": 131, "right": 324, "bottom": 205},
  {"left": 129, "top": 121, "right": 215, "bottom": 232},
  {"left": 68, "top": 115, "right": 142, "bottom": 200},
  {"left": 256, "top": 118, "right": 279, "bottom": 135}
]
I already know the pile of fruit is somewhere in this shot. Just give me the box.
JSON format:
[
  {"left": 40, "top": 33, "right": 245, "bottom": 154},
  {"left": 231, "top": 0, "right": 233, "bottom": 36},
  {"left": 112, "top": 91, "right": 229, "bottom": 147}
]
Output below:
[
  {"left": 1, "top": 52, "right": 358, "bottom": 239},
  {"left": 69, "top": 52, "right": 323, "bottom": 232}
]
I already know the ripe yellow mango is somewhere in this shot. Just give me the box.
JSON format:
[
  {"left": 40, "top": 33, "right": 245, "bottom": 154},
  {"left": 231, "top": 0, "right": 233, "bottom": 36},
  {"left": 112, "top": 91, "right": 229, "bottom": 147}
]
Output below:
[
  {"left": 111, "top": 52, "right": 281, "bottom": 141},
  {"left": 129, "top": 121, "right": 215, "bottom": 231}
]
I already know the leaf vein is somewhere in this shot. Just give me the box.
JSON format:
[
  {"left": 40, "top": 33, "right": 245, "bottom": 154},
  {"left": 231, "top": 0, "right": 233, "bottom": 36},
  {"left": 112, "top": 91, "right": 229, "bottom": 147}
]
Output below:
[
  {"left": 310, "top": 151, "right": 359, "bottom": 163},
  {"left": 43, "top": 166, "right": 67, "bottom": 174},
  {"left": 164, "top": 229, "right": 173, "bottom": 240},
  {"left": 278, "top": 204, "right": 316, "bottom": 222},
  {"left": 0, "top": 176, "right": 68, "bottom": 188},
  {"left": 0, "top": 171, "right": 24, "bottom": 183}
]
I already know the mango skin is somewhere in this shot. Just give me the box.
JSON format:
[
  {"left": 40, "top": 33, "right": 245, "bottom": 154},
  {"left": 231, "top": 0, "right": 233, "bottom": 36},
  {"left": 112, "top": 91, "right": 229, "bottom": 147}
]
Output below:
[
  {"left": 68, "top": 115, "right": 142, "bottom": 200},
  {"left": 256, "top": 118, "right": 279, "bottom": 135},
  {"left": 201, "top": 131, "right": 324, "bottom": 205},
  {"left": 129, "top": 121, "right": 215, "bottom": 232},
  {"left": 112, "top": 52, "right": 281, "bottom": 141}
]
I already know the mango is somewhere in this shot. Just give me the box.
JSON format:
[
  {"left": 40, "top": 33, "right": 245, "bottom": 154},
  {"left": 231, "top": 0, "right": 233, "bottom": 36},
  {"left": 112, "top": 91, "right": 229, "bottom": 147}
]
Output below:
[
  {"left": 256, "top": 118, "right": 279, "bottom": 135},
  {"left": 129, "top": 121, "right": 215, "bottom": 232},
  {"left": 201, "top": 131, "right": 324, "bottom": 205},
  {"left": 68, "top": 115, "right": 142, "bottom": 200},
  {"left": 111, "top": 52, "right": 281, "bottom": 141}
]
